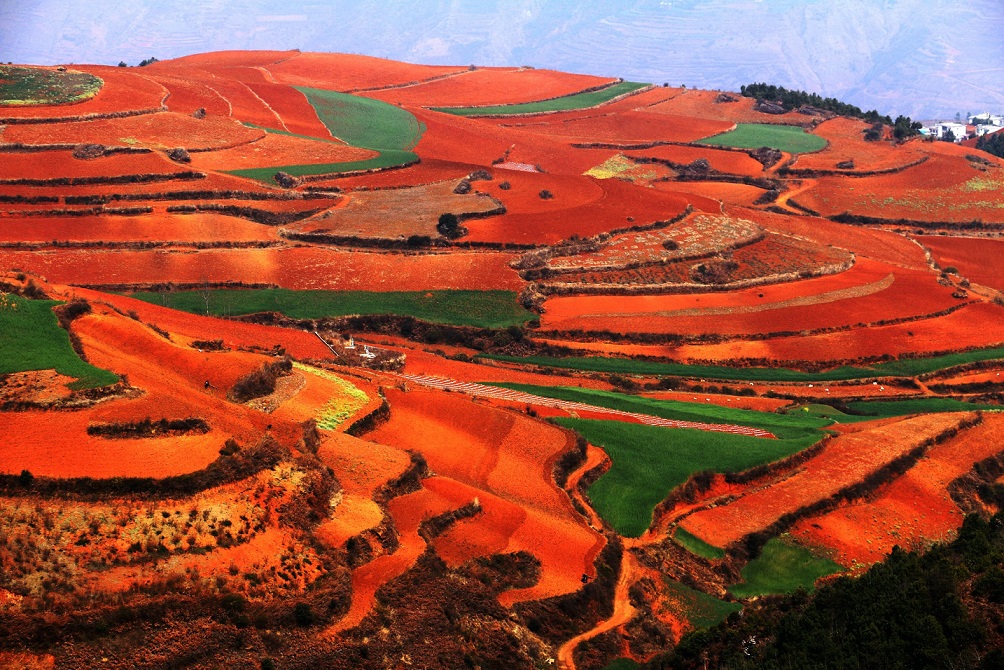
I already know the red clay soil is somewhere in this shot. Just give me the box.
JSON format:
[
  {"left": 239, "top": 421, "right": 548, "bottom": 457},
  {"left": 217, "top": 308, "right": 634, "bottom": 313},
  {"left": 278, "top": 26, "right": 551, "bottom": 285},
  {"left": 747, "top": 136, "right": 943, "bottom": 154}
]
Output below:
[
  {"left": 541, "top": 257, "right": 955, "bottom": 336},
  {"left": 1, "top": 111, "right": 264, "bottom": 151},
  {"left": 734, "top": 207, "right": 932, "bottom": 270},
  {"left": 641, "top": 391, "right": 791, "bottom": 412},
  {"left": 0, "top": 246, "right": 524, "bottom": 290},
  {"left": 791, "top": 413, "right": 1004, "bottom": 568},
  {"left": 365, "top": 67, "right": 618, "bottom": 107},
  {"left": 798, "top": 146, "right": 1004, "bottom": 223},
  {"left": 187, "top": 132, "right": 374, "bottom": 172},
  {"left": 243, "top": 82, "right": 333, "bottom": 138},
  {"left": 529, "top": 111, "right": 734, "bottom": 145},
  {"left": 149, "top": 74, "right": 233, "bottom": 116},
  {"left": 492, "top": 86, "right": 683, "bottom": 129},
  {"left": 645, "top": 89, "right": 818, "bottom": 126},
  {"left": 150, "top": 50, "right": 301, "bottom": 69},
  {"left": 367, "top": 387, "right": 604, "bottom": 605},
  {"left": 653, "top": 180, "right": 764, "bottom": 208},
  {"left": 792, "top": 118, "right": 926, "bottom": 172},
  {"left": 0, "top": 212, "right": 278, "bottom": 244},
  {"left": 0, "top": 149, "right": 180, "bottom": 180},
  {"left": 920, "top": 235, "right": 1004, "bottom": 291},
  {"left": 673, "top": 300, "right": 1004, "bottom": 363},
  {"left": 466, "top": 174, "right": 698, "bottom": 244},
  {"left": 397, "top": 347, "right": 610, "bottom": 390},
  {"left": 0, "top": 66, "right": 167, "bottom": 119},
  {"left": 678, "top": 413, "right": 975, "bottom": 549},
  {"left": 178, "top": 74, "right": 292, "bottom": 130},
  {"left": 627, "top": 144, "right": 766, "bottom": 176},
  {"left": 268, "top": 52, "right": 468, "bottom": 92},
  {"left": 308, "top": 157, "right": 476, "bottom": 190}
]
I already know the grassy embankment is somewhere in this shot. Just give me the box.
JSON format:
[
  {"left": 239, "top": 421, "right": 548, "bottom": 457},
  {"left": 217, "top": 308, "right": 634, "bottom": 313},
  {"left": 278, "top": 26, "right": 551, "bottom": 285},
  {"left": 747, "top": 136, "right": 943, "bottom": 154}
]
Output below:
[{"left": 431, "top": 80, "right": 649, "bottom": 116}]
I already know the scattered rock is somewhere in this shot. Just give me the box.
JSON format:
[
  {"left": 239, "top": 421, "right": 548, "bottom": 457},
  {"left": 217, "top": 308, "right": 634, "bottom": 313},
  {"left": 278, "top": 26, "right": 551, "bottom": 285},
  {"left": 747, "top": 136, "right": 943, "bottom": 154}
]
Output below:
[
  {"left": 453, "top": 180, "right": 472, "bottom": 194},
  {"left": 836, "top": 159, "right": 855, "bottom": 169},
  {"left": 192, "top": 107, "right": 206, "bottom": 119},
  {"left": 274, "top": 171, "right": 302, "bottom": 189},
  {"left": 167, "top": 147, "right": 191, "bottom": 163},
  {"left": 715, "top": 92, "right": 739, "bottom": 103},
  {"left": 756, "top": 100, "right": 787, "bottom": 115},
  {"left": 72, "top": 143, "right": 106, "bottom": 160}
]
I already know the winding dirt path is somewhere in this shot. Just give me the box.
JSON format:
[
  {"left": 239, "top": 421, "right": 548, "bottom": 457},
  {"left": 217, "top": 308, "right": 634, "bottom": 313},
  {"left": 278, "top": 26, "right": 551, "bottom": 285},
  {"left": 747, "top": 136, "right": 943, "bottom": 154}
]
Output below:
[{"left": 773, "top": 177, "right": 817, "bottom": 213}]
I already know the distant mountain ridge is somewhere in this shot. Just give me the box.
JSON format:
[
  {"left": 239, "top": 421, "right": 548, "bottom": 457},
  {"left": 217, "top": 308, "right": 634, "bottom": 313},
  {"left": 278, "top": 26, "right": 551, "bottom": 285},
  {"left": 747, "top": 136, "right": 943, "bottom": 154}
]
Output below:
[{"left": 0, "top": 0, "right": 1001, "bottom": 118}]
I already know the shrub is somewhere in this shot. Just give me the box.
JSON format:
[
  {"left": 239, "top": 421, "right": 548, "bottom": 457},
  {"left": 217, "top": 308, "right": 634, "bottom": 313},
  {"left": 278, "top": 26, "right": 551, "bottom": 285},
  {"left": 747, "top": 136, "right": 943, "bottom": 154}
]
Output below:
[
  {"left": 436, "top": 212, "right": 467, "bottom": 240},
  {"left": 229, "top": 357, "right": 292, "bottom": 403},
  {"left": 499, "top": 181, "right": 511, "bottom": 190},
  {"left": 293, "top": 602, "right": 314, "bottom": 627},
  {"left": 539, "top": 189, "right": 554, "bottom": 200}
]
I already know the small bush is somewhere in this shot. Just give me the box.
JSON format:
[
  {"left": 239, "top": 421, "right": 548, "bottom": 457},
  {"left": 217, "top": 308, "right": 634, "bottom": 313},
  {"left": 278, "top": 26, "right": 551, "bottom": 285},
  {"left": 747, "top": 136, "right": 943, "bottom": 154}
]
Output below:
[
  {"left": 293, "top": 602, "right": 314, "bottom": 627},
  {"left": 538, "top": 189, "right": 554, "bottom": 200}
]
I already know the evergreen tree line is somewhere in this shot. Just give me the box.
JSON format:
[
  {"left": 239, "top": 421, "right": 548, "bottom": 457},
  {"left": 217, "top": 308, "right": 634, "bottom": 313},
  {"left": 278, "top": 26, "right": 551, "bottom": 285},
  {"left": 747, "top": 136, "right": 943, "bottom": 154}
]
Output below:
[{"left": 740, "top": 83, "right": 922, "bottom": 140}]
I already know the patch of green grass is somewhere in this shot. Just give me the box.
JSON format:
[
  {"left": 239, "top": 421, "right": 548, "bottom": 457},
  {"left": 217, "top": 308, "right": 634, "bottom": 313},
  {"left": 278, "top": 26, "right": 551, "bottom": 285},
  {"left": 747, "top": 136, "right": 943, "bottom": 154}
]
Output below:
[
  {"left": 698, "top": 123, "right": 827, "bottom": 154},
  {"left": 601, "top": 660, "right": 640, "bottom": 670},
  {"left": 0, "top": 65, "right": 102, "bottom": 106},
  {"left": 0, "top": 296, "right": 118, "bottom": 389},
  {"left": 784, "top": 403, "right": 876, "bottom": 424},
  {"left": 432, "top": 81, "right": 649, "bottom": 117},
  {"left": 228, "top": 89, "right": 425, "bottom": 182},
  {"left": 675, "top": 527, "right": 726, "bottom": 559},
  {"left": 125, "top": 289, "right": 534, "bottom": 329},
  {"left": 296, "top": 87, "right": 425, "bottom": 151},
  {"left": 480, "top": 346, "right": 1004, "bottom": 383},
  {"left": 729, "top": 537, "right": 843, "bottom": 598},
  {"left": 554, "top": 418, "right": 820, "bottom": 537},
  {"left": 845, "top": 397, "right": 1002, "bottom": 418},
  {"left": 488, "top": 384, "right": 831, "bottom": 439},
  {"left": 664, "top": 579, "right": 742, "bottom": 629}
]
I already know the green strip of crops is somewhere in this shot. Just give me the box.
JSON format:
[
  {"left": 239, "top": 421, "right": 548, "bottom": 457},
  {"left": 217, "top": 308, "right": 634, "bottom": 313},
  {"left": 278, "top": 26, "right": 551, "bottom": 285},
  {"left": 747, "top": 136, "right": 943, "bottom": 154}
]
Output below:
[
  {"left": 228, "top": 88, "right": 425, "bottom": 182},
  {"left": 125, "top": 289, "right": 535, "bottom": 329},
  {"left": 479, "top": 347, "right": 1004, "bottom": 382},
  {"left": 0, "top": 65, "right": 102, "bottom": 106},
  {"left": 0, "top": 296, "right": 118, "bottom": 389},
  {"left": 555, "top": 418, "right": 820, "bottom": 537},
  {"left": 844, "top": 397, "right": 1002, "bottom": 418},
  {"left": 431, "top": 81, "right": 649, "bottom": 117},
  {"left": 663, "top": 579, "right": 742, "bottom": 629},
  {"left": 728, "top": 537, "right": 843, "bottom": 598},
  {"left": 675, "top": 527, "right": 726, "bottom": 560},
  {"left": 698, "top": 123, "right": 827, "bottom": 154},
  {"left": 488, "top": 383, "right": 830, "bottom": 439}
]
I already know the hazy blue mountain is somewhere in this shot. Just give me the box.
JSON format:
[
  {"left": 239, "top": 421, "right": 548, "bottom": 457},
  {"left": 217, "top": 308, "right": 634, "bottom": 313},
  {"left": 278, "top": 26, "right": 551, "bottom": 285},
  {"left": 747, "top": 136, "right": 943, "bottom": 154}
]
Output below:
[{"left": 1, "top": 0, "right": 1001, "bottom": 119}]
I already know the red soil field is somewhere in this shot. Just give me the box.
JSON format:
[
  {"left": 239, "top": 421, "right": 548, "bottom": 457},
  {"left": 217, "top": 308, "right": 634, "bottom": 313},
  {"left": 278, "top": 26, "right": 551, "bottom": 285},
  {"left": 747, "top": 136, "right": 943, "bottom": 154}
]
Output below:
[
  {"left": 179, "top": 74, "right": 290, "bottom": 130},
  {"left": 365, "top": 67, "right": 618, "bottom": 107},
  {"left": 646, "top": 89, "right": 818, "bottom": 126},
  {"left": 654, "top": 180, "right": 765, "bottom": 207},
  {"left": 2, "top": 112, "right": 263, "bottom": 151},
  {"left": 309, "top": 157, "right": 476, "bottom": 190},
  {"left": 0, "top": 150, "right": 179, "bottom": 180},
  {"left": 541, "top": 257, "right": 955, "bottom": 336},
  {"left": 920, "top": 235, "right": 1004, "bottom": 291},
  {"left": 187, "top": 132, "right": 373, "bottom": 172},
  {"left": 734, "top": 207, "right": 932, "bottom": 270},
  {"left": 367, "top": 388, "right": 603, "bottom": 604},
  {"left": 679, "top": 412, "right": 973, "bottom": 548},
  {"left": 150, "top": 50, "right": 301, "bottom": 69},
  {"left": 674, "top": 300, "right": 1004, "bottom": 363},
  {"left": 0, "top": 66, "right": 167, "bottom": 120},
  {"left": 627, "top": 144, "right": 765, "bottom": 176},
  {"left": 529, "top": 111, "right": 734, "bottom": 145},
  {"left": 798, "top": 147, "right": 1004, "bottom": 223},
  {"left": 466, "top": 173, "right": 698, "bottom": 244},
  {"left": 791, "top": 413, "right": 1004, "bottom": 567},
  {"left": 244, "top": 82, "right": 333, "bottom": 138},
  {"left": 71, "top": 288, "right": 334, "bottom": 362},
  {"left": 0, "top": 246, "right": 524, "bottom": 290},
  {"left": 268, "top": 52, "right": 468, "bottom": 92},
  {"left": 0, "top": 212, "right": 278, "bottom": 244},
  {"left": 792, "top": 118, "right": 926, "bottom": 173},
  {"left": 149, "top": 74, "right": 232, "bottom": 117}
]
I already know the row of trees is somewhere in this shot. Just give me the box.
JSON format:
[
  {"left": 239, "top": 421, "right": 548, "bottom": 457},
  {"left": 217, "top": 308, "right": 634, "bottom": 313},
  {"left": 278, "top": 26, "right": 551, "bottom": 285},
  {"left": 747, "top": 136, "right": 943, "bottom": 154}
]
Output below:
[{"left": 741, "top": 82, "right": 922, "bottom": 139}]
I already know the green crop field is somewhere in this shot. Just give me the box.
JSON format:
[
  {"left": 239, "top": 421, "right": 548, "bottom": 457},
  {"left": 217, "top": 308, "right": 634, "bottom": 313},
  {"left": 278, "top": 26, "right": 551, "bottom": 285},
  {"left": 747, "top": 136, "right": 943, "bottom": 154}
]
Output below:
[
  {"left": 664, "top": 579, "right": 742, "bottom": 629},
  {"left": 488, "top": 384, "right": 831, "bottom": 439},
  {"left": 555, "top": 418, "right": 821, "bottom": 537},
  {"left": 126, "top": 288, "right": 535, "bottom": 329},
  {"left": 431, "top": 81, "right": 649, "bottom": 117},
  {"left": 601, "top": 660, "right": 640, "bottom": 670},
  {"left": 785, "top": 403, "right": 876, "bottom": 424},
  {"left": 229, "top": 89, "right": 424, "bottom": 181},
  {"left": 675, "top": 527, "right": 726, "bottom": 560},
  {"left": 698, "top": 123, "right": 827, "bottom": 154},
  {"left": 844, "top": 397, "right": 1002, "bottom": 418},
  {"left": 480, "top": 346, "right": 1004, "bottom": 383},
  {"left": 296, "top": 87, "right": 425, "bottom": 151},
  {"left": 729, "top": 537, "right": 843, "bottom": 598},
  {"left": 0, "top": 65, "right": 103, "bottom": 106},
  {"left": 0, "top": 296, "right": 118, "bottom": 389}
]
